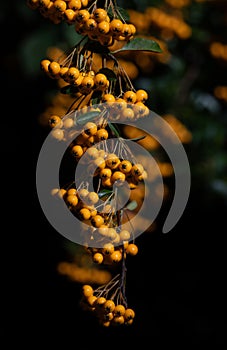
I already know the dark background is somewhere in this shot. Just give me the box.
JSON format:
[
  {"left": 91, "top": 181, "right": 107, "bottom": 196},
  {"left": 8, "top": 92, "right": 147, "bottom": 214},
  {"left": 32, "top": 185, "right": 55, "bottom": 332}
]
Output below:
[{"left": 2, "top": 0, "right": 226, "bottom": 346}]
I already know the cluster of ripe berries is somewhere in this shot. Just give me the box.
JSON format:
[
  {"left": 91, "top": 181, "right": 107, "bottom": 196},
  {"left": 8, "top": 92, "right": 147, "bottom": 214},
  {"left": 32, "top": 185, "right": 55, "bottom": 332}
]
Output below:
[
  {"left": 27, "top": 0, "right": 136, "bottom": 46},
  {"left": 54, "top": 184, "right": 139, "bottom": 261},
  {"left": 80, "top": 283, "right": 135, "bottom": 327},
  {"left": 33, "top": 0, "right": 148, "bottom": 327},
  {"left": 41, "top": 57, "right": 150, "bottom": 119}
]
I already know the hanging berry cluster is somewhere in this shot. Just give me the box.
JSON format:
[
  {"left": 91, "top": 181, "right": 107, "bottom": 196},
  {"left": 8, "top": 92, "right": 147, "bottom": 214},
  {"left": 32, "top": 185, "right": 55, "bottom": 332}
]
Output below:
[{"left": 30, "top": 0, "right": 162, "bottom": 327}]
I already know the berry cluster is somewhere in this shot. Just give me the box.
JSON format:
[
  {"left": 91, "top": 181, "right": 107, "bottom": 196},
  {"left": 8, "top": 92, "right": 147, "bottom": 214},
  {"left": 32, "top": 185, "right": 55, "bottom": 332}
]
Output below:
[
  {"left": 40, "top": 42, "right": 150, "bottom": 121},
  {"left": 30, "top": 0, "right": 158, "bottom": 328},
  {"left": 27, "top": 0, "right": 136, "bottom": 45},
  {"left": 80, "top": 279, "right": 135, "bottom": 327}
]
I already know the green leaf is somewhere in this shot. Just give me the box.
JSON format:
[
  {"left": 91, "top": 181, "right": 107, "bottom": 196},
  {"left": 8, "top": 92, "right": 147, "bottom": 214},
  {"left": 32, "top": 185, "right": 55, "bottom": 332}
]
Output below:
[
  {"left": 98, "top": 68, "right": 117, "bottom": 81},
  {"left": 112, "top": 37, "right": 163, "bottom": 53},
  {"left": 76, "top": 109, "right": 101, "bottom": 125},
  {"left": 108, "top": 122, "right": 121, "bottom": 137},
  {"left": 125, "top": 200, "right": 138, "bottom": 211},
  {"left": 108, "top": 6, "right": 130, "bottom": 22},
  {"left": 98, "top": 189, "right": 113, "bottom": 199}
]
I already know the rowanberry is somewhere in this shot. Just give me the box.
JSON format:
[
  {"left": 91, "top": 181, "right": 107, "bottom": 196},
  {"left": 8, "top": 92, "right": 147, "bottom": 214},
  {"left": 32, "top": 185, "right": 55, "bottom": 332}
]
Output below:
[
  {"left": 66, "top": 194, "right": 79, "bottom": 207},
  {"left": 48, "top": 115, "right": 62, "bottom": 128},
  {"left": 81, "top": 76, "right": 94, "bottom": 89},
  {"left": 129, "top": 24, "right": 136, "bottom": 35},
  {"left": 87, "top": 295, "right": 97, "bottom": 306},
  {"left": 67, "top": 188, "right": 77, "bottom": 196},
  {"left": 75, "top": 9, "right": 90, "bottom": 23},
  {"left": 112, "top": 316, "right": 125, "bottom": 325},
  {"left": 121, "top": 23, "right": 132, "bottom": 37},
  {"left": 98, "top": 225, "right": 109, "bottom": 237},
  {"left": 136, "top": 89, "right": 148, "bottom": 102},
  {"left": 110, "top": 249, "right": 122, "bottom": 263},
  {"left": 65, "top": 67, "right": 80, "bottom": 83},
  {"left": 94, "top": 73, "right": 108, "bottom": 87},
  {"left": 124, "top": 308, "right": 135, "bottom": 321},
  {"left": 82, "top": 284, "right": 93, "bottom": 298},
  {"left": 126, "top": 243, "right": 138, "bottom": 256},
  {"left": 104, "top": 300, "right": 115, "bottom": 313},
  {"left": 114, "top": 304, "right": 125, "bottom": 316},
  {"left": 102, "top": 94, "right": 116, "bottom": 103},
  {"left": 48, "top": 61, "right": 61, "bottom": 76},
  {"left": 120, "top": 107, "right": 135, "bottom": 120},
  {"left": 54, "top": 0, "right": 67, "bottom": 12},
  {"left": 100, "top": 168, "right": 112, "bottom": 179},
  {"left": 102, "top": 243, "right": 114, "bottom": 255},
  {"left": 86, "top": 191, "right": 99, "bottom": 205},
  {"left": 64, "top": 9, "right": 76, "bottom": 23},
  {"left": 97, "top": 21, "right": 110, "bottom": 34},
  {"left": 115, "top": 98, "right": 127, "bottom": 110},
  {"left": 83, "top": 122, "right": 97, "bottom": 136},
  {"left": 131, "top": 163, "right": 144, "bottom": 176},
  {"left": 105, "top": 153, "right": 120, "bottom": 169},
  {"left": 119, "top": 229, "right": 131, "bottom": 241},
  {"left": 93, "top": 157, "right": 106, "bottom": 175},
  {"left": 92, "top": 252, "right": 104, "bottom": 263},
  {"left": 118, "top": 160, "right": 132, "bottom": 173},
  {"left": 91, "top": 214, "right": 104, "bottom": 228},
  {"left": 123, "top": 90, "right": 137, "bottom": 103},
  {"left": 95, "top": 128, "right": 109, "bottom": 141},
  {"left": 111, "top": 171, "right": 126, "bottom": 184},
  {"left": 40, "top": 59, "right": 50, "bottom": 73},
  {"left": 95, "top": 296, "right": 106, "bottom": 307},
  {"left": 107, "top": 228, "right": 117, "bottom": 240},
  {"left": 84, "top": 18, "right": 97, "bottom": 31},
  {"left": 78, "top": 188, "right": 89, "bottom": 201},
  {"left": 79, "top": 207, "right": 91, "bottom": 220},
  {"left": 51, "top": 128, "right": 65, "bottom": 140},
  {"left": 93, "top": 8, "right": 107, "bottom": 23},
  {"left": 71, "top": 144, "right": 84, "bottom": 158},
  {"left": 68, "top": 0, "right": 81, "bottom": 10},
  {"left": 85, "top": 147, "right": 99, "bottom": 159},
  {"left": 110, "top": 19, "right": 123, "bottom": 34}
]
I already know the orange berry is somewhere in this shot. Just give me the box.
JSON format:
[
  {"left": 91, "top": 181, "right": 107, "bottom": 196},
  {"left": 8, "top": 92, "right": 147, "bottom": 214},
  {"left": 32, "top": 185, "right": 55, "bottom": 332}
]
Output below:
[
  {"left": 95, "top": 128, "right": 109, "bottom": 141},
  {"left": 68, "top": 0, "right": 81, "bottom": 10},
  {"left": 136, "top": 89, "right": 148, "bottom": 102},
  {"left": 93, "top": 8, "right": 107, "bottom": 23},
  {"left": 71, "top": 144, "right": 84, "bottom": 158},
  {"left": 86, "top": 191, "right": 99, "bottom": 205},
  {"left": 104, "top": 300, "right": 115, "bottom": 313},
  {"left": 66, "top": 194, "right": 79, "bottom": 207},
  {"left": 118, "top": 160, "right": 132, "bottom": 173},
  {"left": 48, "top": 61, "right": 61, "bottom": 76},
  {"left": 124, "top": 308, "right": 135, "bottom": 321},
  {"left": 40, "top": 59, "right": 50, "bottom": 73},
  {"left": 91, "top": 214, "right": 104, "bottom": 228},
  {"left": 126, "top": 243, "right": 138, "bottom": 256},
  {"left": 110, "top": 249, "right": 122, "bottom": 263},
  {"left": 102, "top": 243, "right": 114, "bottom": 255},
  {"left": 110, "top": 19, "right": 123, "bottom": 33},
  {"left": 79, "top": 207, "right": 91, "bottom": 220},
  {"left": 48, "top": 115, "right": 62, "bottom": 128},
  {"left": 92, "top": 252, "right": 104, "bottom": 264},
  {"left": 114, "top": 304, "right": 126, "bottom": 316},
  {"left": 82, "top": 284, "right": 93, "bottom": 298},
  {"left": 123, "top": 90, "right": 137, "bottom": 103},
  {"left": 111, "top": 171, "right": 126, "bottom": 184}
]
